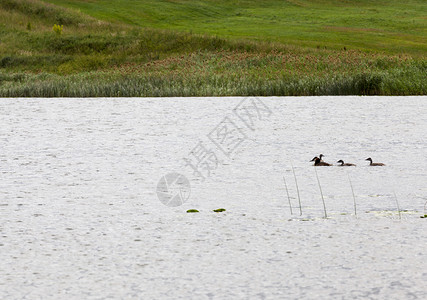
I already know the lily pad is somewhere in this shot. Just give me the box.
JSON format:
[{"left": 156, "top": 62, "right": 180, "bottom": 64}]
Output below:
[
  {"left": 213, "top": 208, "right": 226, "bottom": 213},
  {"left": 186, "top": 209, "right": 199, "bottom": 213}
]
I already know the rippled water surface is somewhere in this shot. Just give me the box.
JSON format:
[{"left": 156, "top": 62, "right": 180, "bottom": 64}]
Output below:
[{"left": 0, "top": 96, "right": 426, "bottom": 299}]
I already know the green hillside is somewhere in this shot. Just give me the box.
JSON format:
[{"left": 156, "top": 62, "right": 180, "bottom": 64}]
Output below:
[
  {"left": 45, "top": 0, "right": 427, "bottom": 55},
  {"left": 0, "top": 0, "right": 425, "bottom": 97}
]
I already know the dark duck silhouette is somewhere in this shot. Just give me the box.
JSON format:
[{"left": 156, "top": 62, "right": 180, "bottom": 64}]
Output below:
[
  {"left": 311, "top": 156, "right": 332, "bottom": 166},
  {"left": 337, "top": 160, "right": 356, "bottom": 166},
  {"left": 365, "top": 157, "right": 385, "bottom": 166},
  {"left": 311, "top": 154, "right": 325, "bottom": 162}
]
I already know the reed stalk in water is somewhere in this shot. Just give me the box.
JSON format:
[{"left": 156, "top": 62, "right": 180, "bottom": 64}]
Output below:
[
  {"left": 394, "top": 192, "right": 401, "bottom": 220},
  {"left": 283, "top": 175, "right": 293, "bottom": 215},
  {"left": 291, "top": 162, "right": 302, "bottom": 216},
  {"left": 347, "top": 172, "right": 357, "bottom": 217},
  {"left": 314, "top": 167, "right": 327, "bottom": 218}
]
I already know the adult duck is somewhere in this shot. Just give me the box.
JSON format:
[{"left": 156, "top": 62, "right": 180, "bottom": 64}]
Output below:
[
  {"left": 365, "top": 157, "right": 385, "bottom": 166},
  {"left": 311, "top": 157, "right": 331, "bottom": 166}
]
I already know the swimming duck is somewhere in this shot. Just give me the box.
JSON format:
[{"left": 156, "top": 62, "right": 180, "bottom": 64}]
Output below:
[
  {"left": 311, "top": 154, "right": 325, "bottom": 162},
  {"left": 311, "top": 157, "right": 331, "bottom": 166},
  {"left": 337, "top": 160, "right": 356, "bottom": 166},
  {"left": 365, "top": 157, "right": 385, "bottom": 166}
]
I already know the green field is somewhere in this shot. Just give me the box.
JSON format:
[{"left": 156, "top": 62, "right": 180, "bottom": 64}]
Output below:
[
  {"left": 0, "top": 0, "right": 426, "bottom": 96},
  {"left": 45, "top": 0, "right": 427, "bottom": 55}
]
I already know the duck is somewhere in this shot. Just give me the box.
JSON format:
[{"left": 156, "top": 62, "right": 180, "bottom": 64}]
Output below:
[
  {"left": 312, "top": 154, "right": 331, "bottom": 165},
  {"left": 310, "top": 154, "right": 325, "bottom": 162},
  {"left": 337, "top": 160, "right": 356, "bottom": 166},
  {"left": 365, "top": 157, "right": 385, "bottom": 166},
  {"left": 311, "top": 156, "right": 332, "bottom": 166}
]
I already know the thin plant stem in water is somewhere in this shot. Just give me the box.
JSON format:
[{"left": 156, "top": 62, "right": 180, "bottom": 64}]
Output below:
[
  {"left": 283, "top": 175, "right": 293, "bottom": 215},
  {"left": 314, "top": 167, "right": 327, "bottom": 218},
  {"left": 291, "top": 162, "right": 302, "bottom": 216},
  {"left": 394, "top": 191, "right": 401, "bottom": 220},
  {"left": 347, "top": 172, "right": 357, "bottom": 217}
]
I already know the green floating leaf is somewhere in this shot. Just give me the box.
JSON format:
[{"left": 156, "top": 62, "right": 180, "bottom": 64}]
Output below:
[
  {"left": 186, "top": 209, "right": 199, "bottom": 213},
  {"left": 420, "top": 215, "right": 427, "bottom": 218},
  {"left": 213, "top": 208, "right": 226, "bottom": 213}
]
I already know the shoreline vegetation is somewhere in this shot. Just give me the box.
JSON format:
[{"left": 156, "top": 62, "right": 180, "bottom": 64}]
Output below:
[{"left": 0, "top": 0, "right": 426, "bottom": 97}]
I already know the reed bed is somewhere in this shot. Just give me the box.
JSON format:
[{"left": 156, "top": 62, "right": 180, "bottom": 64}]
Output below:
[
  {"left": 1, "top": 51, "right": 425, "bottom": 97},
  {"left": 1, "top": 66, "right": 425, "bottom": 97}
]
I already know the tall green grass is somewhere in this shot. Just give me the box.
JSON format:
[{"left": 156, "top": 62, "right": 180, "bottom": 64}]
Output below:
[{"left": 0, "top": 52, "right": 425, "bottom": 97}]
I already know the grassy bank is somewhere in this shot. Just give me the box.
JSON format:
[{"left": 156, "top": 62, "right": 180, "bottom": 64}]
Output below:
[{"left": 0, "top": 0, "right": 426, "bottom": 96}]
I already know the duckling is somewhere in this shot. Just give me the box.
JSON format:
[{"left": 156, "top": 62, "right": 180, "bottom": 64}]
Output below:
[
  {"left": 337, "top": 160, "right": 356, "bottom": 166},
  {"left": 365, "top": 157, "right": 385, "bottom": 166},
  {"left": 311, "top": 157, "right": 331, "bottom": 166}
]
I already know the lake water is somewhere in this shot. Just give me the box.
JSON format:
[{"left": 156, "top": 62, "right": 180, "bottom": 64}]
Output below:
[{"left": 0, "top": 96, "right": 426, "bottom": 299}]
